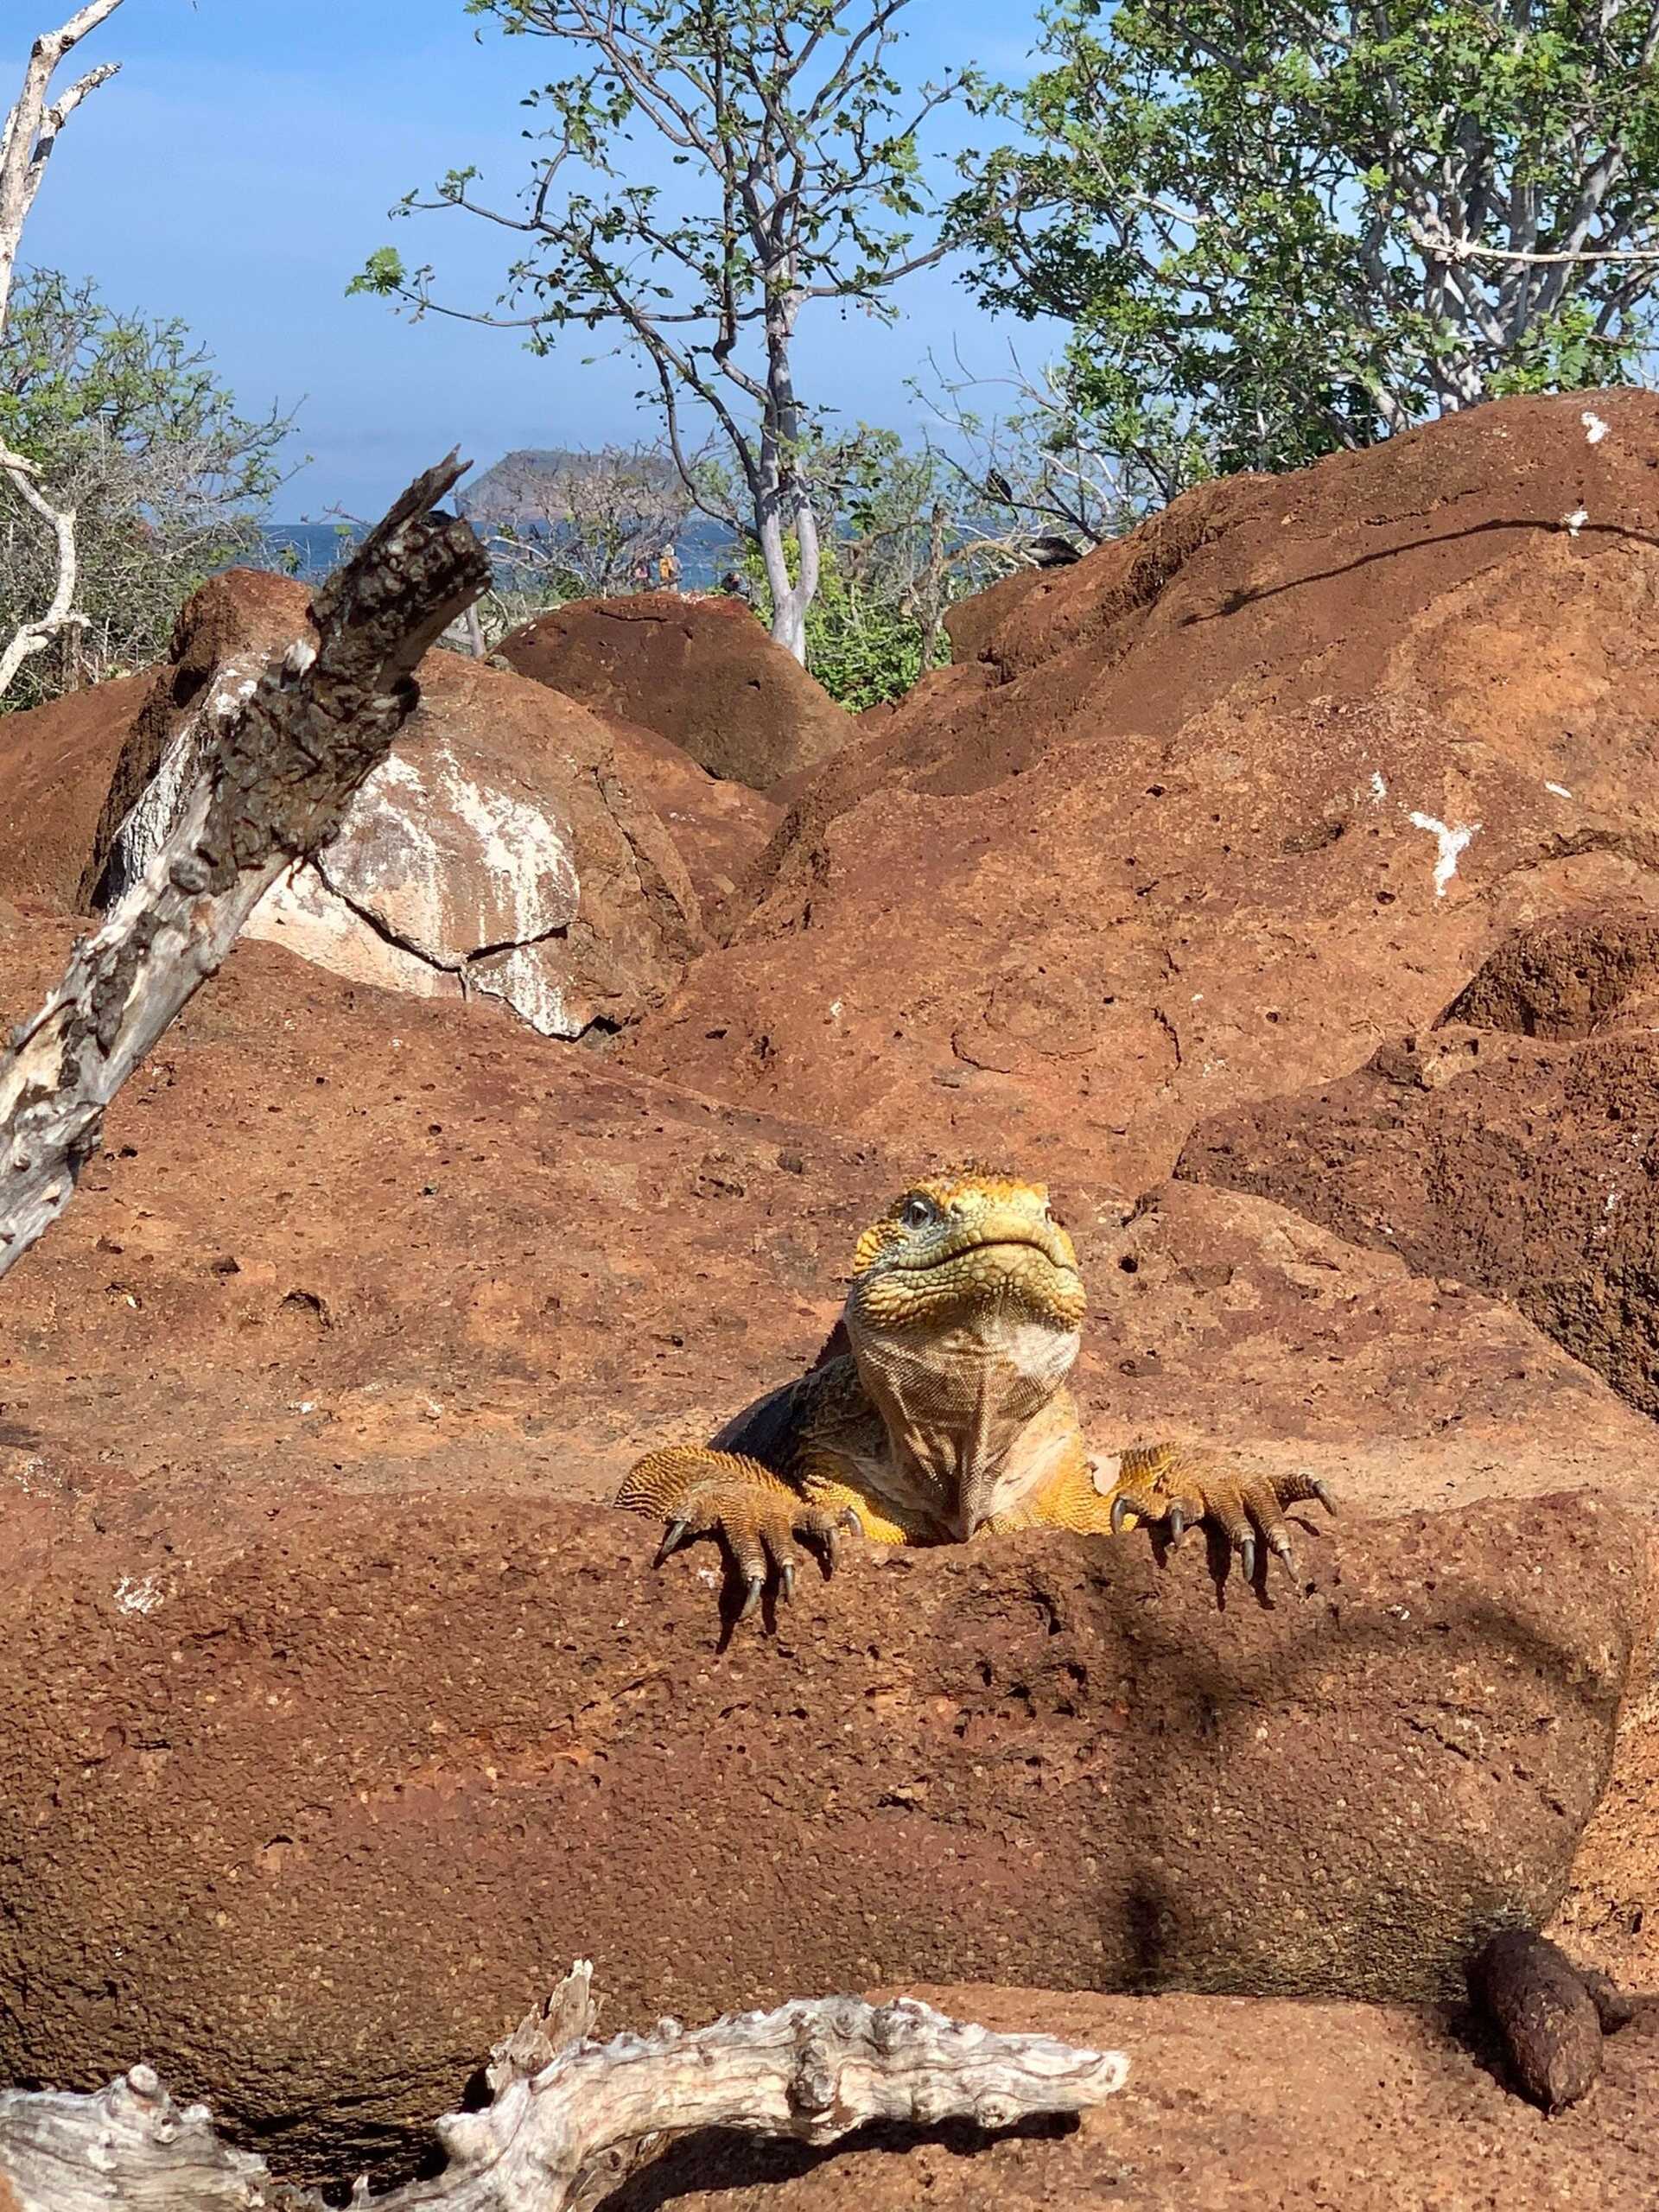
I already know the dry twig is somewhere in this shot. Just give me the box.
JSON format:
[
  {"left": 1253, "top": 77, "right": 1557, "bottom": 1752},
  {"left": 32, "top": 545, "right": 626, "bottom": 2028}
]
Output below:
[{"left": 0, "top": 1964, "right": 1129, "bottom": 2211}]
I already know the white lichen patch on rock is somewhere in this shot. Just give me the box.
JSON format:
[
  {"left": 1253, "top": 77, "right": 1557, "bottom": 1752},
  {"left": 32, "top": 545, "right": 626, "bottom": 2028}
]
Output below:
[
  {"left": 315, "top": 740, "right": 581, "bottom": 970},
  {"left": 113, "top": 1573, "right": 164, "bottom": 1618},
  {"left": 1408, "top": 810, "right": 1481, "bottom": 898},
  {"left": 109, "top": 703, "right": 600, "bottom": 1035}
]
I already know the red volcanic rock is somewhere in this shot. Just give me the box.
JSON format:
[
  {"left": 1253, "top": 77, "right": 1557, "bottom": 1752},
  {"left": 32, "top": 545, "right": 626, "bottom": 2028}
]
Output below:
[
  {"left": 0, "top": 670, "right": 153, "bottom": 907},
  {"left": 78, "top": 569, "right": 705, "bottom": 1036},
  {"left": 0, "top": 910, "right": 1651, "bottom": 1548},
  {"left": 0, "top": 1482, "right": 1646, "bottom": 2182},
  {"left": 496, "top": 589, "right": 852, "bottom": 789},
  {"left": 621, "top": 393, "right": 1659, "bottom": 1192},
  {"left": 1175, "top": 912, "right": 1659, "bottom": 1421},
  {"left": 602, "top": 710, "right": 783, "bottom": 910}
]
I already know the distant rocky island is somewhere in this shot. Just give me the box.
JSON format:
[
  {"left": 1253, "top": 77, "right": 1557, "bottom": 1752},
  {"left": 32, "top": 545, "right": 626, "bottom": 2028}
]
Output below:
[{"left": 456, "top": 446, "right": 681, "bottom": 528}]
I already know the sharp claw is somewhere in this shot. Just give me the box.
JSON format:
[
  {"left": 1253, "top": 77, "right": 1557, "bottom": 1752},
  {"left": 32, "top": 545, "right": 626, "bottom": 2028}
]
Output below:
[
  {"left": 738, "top": 1572, "right": 766, "bottom": 1622},
  {"left": 1166, "top": 1503, "right": 1185, "bottom": 1546},
  {"left": 1238, "top": 1535, "right": 1257, "bottom": 1583},
  {"left": 1110, "top": 1495, "right": 1131, "bottom": 1536},
  {"left": 655, "top": 1519, "right": 689, "bottom": 1568},
  {"left": 779, "top": 1560, "right": 796, "bottom": 1603},
  {"left": 823, "top": 1509, "right": 860, "bottom": 1572},
  {"left": 1268, "top": 1529, "right": 1295, "bottom": 1575},
  {"left": 1311, "top": 1478, "right": 1337, "bottom": 1516}
]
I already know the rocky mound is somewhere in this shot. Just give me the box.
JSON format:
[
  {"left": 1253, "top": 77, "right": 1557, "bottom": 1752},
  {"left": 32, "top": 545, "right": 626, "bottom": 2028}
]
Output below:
[
  {"left": 0, "top": 670, "right": 154, "bottom": 909},
  {"left": 601, "top": 710, "right": 783, "bottom": 910},
  {"left": 621, "top": 392, "right": 1659, "bottom": 1192},
  {"left": 1, "top": 1481, "right": 1646, "bottom": 2181},
  {"left": 0, "top": 910, "right": 1650, "bottom": 1538},
  {"left": 70, "top": 569, "right": 706, "bottom": 1037},
  {"left": 497, "top": 589, "right": 852, "bottom": 789},
  {"left": 1177, "top": 910, "right": 1659, "bottom": 1421}
]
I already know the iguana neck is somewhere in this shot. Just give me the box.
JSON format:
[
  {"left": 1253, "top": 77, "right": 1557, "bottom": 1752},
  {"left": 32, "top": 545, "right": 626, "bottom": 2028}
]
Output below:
[{"left": 846, "top": 1305, "right": 1081, "bottom": 1538}]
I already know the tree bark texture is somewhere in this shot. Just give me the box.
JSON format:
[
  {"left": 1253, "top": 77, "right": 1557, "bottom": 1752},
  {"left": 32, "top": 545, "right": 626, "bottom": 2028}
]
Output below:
[
  {"left": 0, "top": 451, "right": 490, "bottom": 1286},
  {"left": 0, "top": 1967, "right": 1129, "bottom": 2211}
]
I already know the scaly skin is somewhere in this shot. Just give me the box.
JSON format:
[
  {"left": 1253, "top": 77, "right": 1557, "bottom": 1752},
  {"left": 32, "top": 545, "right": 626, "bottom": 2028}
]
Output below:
[{"left": 618, "top": 1166, "right": 1333, "bottom": 1620}]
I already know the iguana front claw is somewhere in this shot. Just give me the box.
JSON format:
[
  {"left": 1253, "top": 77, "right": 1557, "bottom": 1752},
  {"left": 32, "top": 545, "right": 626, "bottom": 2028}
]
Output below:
[
  {"left": 1106, "top": 1449, "right": 1336, "bottom": 1589},
  {"left": 621, "top": 1445, "right": 861, "bottom": 1625}
]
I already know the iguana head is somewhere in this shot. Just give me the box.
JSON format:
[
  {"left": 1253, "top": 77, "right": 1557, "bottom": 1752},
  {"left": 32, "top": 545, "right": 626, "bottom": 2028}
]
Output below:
[
  {"left": 842, "top": 1167, "right": 1086, "bottom": 1537},
  {"left": 847, "top": 1166, "right": 1085, "bottom": 1333}
]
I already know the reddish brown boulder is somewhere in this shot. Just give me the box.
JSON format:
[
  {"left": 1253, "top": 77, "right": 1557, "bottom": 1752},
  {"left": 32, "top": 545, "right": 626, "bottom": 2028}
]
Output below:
[
  {"left": 0, "top": 670, "right": 153, "bottom": 907},
  {"left": 940, "top": 563, "right": 1047, "bottom": 664},
  {"left": 1440, "top": 907, "right": 1659, "bottom": 1036},
  {"left": 619, "top": 1984, "right": 1658, "bottom": 2212},
  {"left": 77, "top": 569, "right": 706, "bottom": 1036},
  {"left": 603, "top": 709, "right": 783, "bottom": 909},
  {"left": 0, "top": 910, "right": 1651, "bottom": 1547},
  {"left": 496, "top": 589, "right": 851, "bottom": 789},
  {"left": 620, "top": 393, "right": 1659, "bottom": 1192},
  {"left": 1175, "top": 914, "right": 1659, "bottom": 1421},
  {"left": 0, "top": 1482, "right": 1645, "bottom": 2180}
]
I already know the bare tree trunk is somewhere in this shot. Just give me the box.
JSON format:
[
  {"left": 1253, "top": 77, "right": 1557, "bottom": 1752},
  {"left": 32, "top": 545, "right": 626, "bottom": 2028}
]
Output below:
[
  {"left": 0, "top": 451, "right": 488, "bottom": 1284},
  {"left": 756, "top": 493, "right": 802, "bottom": 658},
  {"left": 0, "top": 440, "right": 83, "bottom": 699},
  {"left": 0, "top": 1966, "right": 1129, "bottom": 2212},
  {"left": 0, "top": 5, "right": 125, "bottom": 704},
  {"left": 917, "top": 499, "right": 948, "bottom": 671},
  {"left": 0, "top": 3, "right": 124, "bottom": 332}
]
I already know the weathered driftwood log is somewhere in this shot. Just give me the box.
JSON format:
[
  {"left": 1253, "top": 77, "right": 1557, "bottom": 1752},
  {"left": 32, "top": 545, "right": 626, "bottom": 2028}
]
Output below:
[
  {"left": 0, "top": 453, "right": 490, "bottom": 1284},
  {"left": 0, "top": 1964, "right": 1129, "bottom": 2211}
]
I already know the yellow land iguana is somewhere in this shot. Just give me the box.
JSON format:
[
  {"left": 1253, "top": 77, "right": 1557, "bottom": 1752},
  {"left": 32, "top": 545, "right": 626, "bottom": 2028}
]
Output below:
[{"left": 618, "top": 1165, "right": 1333, "bottom": 1618}]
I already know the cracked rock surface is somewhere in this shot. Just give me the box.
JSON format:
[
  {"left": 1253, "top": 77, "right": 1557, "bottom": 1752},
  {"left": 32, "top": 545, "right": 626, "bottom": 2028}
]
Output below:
[{"left": 82, "top": 569, "right": 706, "bottom": 1037}]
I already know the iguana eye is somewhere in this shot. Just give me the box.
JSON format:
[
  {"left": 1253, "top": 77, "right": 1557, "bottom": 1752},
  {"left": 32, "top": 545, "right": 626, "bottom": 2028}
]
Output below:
[{"left": 902, "top": 1195, "right": 938, "bottom": 1230}]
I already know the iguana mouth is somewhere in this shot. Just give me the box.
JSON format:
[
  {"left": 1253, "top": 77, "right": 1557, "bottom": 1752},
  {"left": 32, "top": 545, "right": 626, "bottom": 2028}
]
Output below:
[
  {"left": 892, "top": 1227, "right": 1079, "bottom": 1278},
  {"left": 857, "top": 1225, "right": 1086, "bottom": 1332}
]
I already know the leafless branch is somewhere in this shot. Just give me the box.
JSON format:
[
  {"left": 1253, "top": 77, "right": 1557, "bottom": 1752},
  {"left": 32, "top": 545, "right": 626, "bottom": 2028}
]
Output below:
[
  {"left": 0, "top": 1, "right": 125, "bottom": 334},
  {"left": 0, "top": 438, "right": 84, "bottom": 696},
  {"left": 0, "top": 1966, "right": 1129, "bottom": 2212}
]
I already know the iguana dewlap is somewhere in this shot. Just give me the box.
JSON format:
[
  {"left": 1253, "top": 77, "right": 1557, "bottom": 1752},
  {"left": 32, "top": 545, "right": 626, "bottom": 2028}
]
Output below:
[{"left": 619, "top": 1166, "right": 1332, "bottom": 1619}]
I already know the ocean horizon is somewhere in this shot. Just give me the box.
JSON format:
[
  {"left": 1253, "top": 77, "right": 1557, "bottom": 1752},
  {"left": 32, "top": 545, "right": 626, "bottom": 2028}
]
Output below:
[{"left": 256, "top": 515, "right": 738, "bottom": 589}]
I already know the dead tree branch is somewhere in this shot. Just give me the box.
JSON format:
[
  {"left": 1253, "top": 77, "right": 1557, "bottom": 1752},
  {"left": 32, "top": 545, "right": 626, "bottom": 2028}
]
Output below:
[
  {"left": 0, "top": 4, "right": 126, "bottom": 702},
  {"left": 0, "top": 3, "right": 125, "bottom": 329},
  {"left": 0, "top": 452, "right": 489, "bottom": 1284},
  {"left": 0, "top": 1966, "right": 1130, "bottom": 2211},
  {"left": 0, "top": 438, "right": 85, "bottom": 696}
]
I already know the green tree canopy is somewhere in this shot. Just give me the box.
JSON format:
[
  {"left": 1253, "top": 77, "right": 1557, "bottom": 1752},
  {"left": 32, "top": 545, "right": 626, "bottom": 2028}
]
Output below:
[
  {"left": 957, "top": 0, "right": 1659, "bottom": 480},
  {"left": 0, "top": 270, "right": 290, "bottom": 707},
  {"left": 353, "top": 0, "right": 969, "bottom": 664}
]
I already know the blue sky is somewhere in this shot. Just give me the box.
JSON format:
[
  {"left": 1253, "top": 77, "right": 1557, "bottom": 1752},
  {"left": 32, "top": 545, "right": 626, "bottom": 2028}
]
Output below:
[{"left": 14, "top": 0, "right": 1051, "bottom": 517}]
